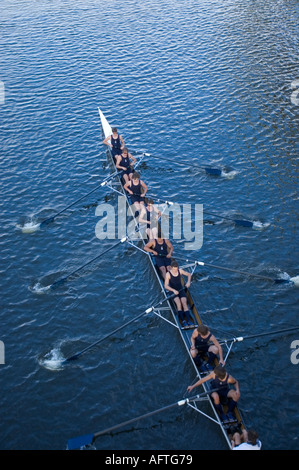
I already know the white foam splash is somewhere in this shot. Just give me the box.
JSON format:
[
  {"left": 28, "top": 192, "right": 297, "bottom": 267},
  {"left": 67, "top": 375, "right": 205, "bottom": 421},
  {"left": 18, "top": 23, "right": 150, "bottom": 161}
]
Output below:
[
  {"left": 39, "top": 348, "right": 65, "bottom": 370},
  {"left": 29, "top": 282, "right": 51, "bottom": 294},
  {"left": 221, "top": 169, "right": 238, "bottom": 179},
  {"left": 290, "top": 275, "right": 299, "bottom": 287},
  {"left": 17, "top": 221, "right": 40, "bottom": 233},
  {"left": 252, "top": 221, "right": 271, "bottom": 230}
]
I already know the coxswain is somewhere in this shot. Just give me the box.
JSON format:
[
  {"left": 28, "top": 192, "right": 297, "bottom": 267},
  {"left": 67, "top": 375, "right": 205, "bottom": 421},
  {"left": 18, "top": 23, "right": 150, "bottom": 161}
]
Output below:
[
  {"left": 124, "top": 172, "right": 148, "bottom": 213},
  {"left": 190, "top": 324, "right": 225, "bottom": 369},
  {"left": 115, "top": 147, "right": 136, "bottom": 184},
  {"left": 144, "top": 236, "right": 174, "bottom": 279},
  {"left": 187, "top": 365, "right": 240, "bottom": 422},
  {"left": 231, "top": 429, "right": 262, "bottom": 450},
  {"left": 139, "top": 199, "right": 161, "bottom": 240},
  {"left": 103, "top": 127, "right": 125, "bottom": 160},
  {"left": 164, "top": 260, "right": 194, "bottom": 327}
]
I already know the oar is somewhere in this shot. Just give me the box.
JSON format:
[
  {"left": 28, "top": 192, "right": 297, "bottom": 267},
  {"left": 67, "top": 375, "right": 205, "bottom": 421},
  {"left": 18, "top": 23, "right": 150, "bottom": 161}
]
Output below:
[
  {"left": 146, "top": 195, "right": 254, "bottom": 228},
  {"left": 49, "top": 238, "right": 127, "bottom": 290},
  {"left": 222, "top": 326, "right": 299, "bottom": 345},
  {"left": 62, "top": 292, "right": 177, "bottom": 363},
  {"left": 143, "top": 152, "right": 223, "bottom": 176},
  {"left": 39, "top": 170, "right": 124, "bottom": 228},
  {"left": 66, "top": 387, "right": 221, "bottom": 450},
  {"left": 171, "top": 256, "right": 294, "bottom": 285},
  {"left": 202, "top": 209, "right": 254, "bottom": 228}
]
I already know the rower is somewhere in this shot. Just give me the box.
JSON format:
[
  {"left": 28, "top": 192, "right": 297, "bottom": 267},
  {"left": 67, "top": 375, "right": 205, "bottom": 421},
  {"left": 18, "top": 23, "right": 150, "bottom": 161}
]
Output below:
[
  {"left": 144, "top": 235, "right": 174, "bottom": 279},
  {"left": 164, "top": 260, "right": 194, "bottom": 327},
  {"left": 190, "top": 324, "right": 225, "bottom": 369},
  {"left": 103, "top": 127, "right": 125, "bottom": 160},
  {"left": 124, "top": 172, "right": 148, "bottom": 214},
  {"left": 187, "top": 365, "right": 240, "bottom": 423},
  {"left": 115, "top": 147, "right": 136, "bottom": 184},
  {"left": 139, "top": 199, "right": 162, "bottom": 240}
]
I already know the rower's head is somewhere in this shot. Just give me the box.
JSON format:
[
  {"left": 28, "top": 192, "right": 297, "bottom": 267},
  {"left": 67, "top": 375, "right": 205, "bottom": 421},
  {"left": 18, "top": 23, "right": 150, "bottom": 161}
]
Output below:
[
  {"left": 112, "top": 127, "right": 118, "bottom": 133},
  {"left": 132, "top": 172, "right": 140, "bottom": 182},
  {"left": 122, "top": 147, "right": 129, "bottom": 155},
  {"left": 147, "top": 198, "right": 154, "bottom": 207},
  {"left": 213, "top": 365, "right": 227, "bottom": 380},
  {"left": 170, "top": 260, "right": 179, "bottom": 273},
  {"left": 247, "top": 430, "right": 259, "bottom": 446},
  {"left": 197, "top": 324, "right": 209, "bottom": 336}
]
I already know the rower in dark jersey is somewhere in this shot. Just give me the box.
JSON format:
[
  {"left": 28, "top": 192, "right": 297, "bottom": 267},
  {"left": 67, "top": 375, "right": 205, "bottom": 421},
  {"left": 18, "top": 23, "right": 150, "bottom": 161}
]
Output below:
[
  {"left": 187, "top": 365, "right": 240, "bottom": 422},
  {"left": 190, "top": 324, "right": 225, "bottom": 368},
  {"left": 124, "top": 172, "right": 148, "bottom": 213},
  {"left": 144, "top": 236, "right": 174, "bottom": 279},
  {"left": 115, "top": 148, "right": 136, "bottom": 184},
  {"left": 164, "top": 261, "right": 194, "bottom": 327},
  {"left": 103, "top": 127, "right": 125, "bottom": 160},
  {"left": 139, "top": 199, "right": 161, "bottom": 240}
]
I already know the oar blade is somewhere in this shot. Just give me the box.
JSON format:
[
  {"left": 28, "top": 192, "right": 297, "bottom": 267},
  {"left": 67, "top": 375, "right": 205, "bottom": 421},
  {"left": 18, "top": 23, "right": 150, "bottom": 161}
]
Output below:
[
  {"left": 274, "top": 278, "right": 291, "bottom": 284},
  {"left": 234, "top": 219, "right": 253, "bottom": 228},
  {"left": 67, "top": 433, "right": 94, "bottom": 450},
  {"left": 204, "top": 167, "right": 222, "bottom": 176}
]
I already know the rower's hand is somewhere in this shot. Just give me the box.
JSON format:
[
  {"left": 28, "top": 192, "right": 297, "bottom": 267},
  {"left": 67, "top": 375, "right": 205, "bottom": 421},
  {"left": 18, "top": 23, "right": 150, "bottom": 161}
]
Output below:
[
  {"left": 185, "top": 282, "right": 191, "bottom": 288},
  {"left": 153, "top": 251, "right": 158, "bottom": 256},
  {"left": 187, "top": 386, "right": 193, "bottom": 393},
  {"left": 174, "top": 290, "right": 179, "bottom": 295},
  {"left": 166, "top": 253, "right": 172, "bottom": 258}
]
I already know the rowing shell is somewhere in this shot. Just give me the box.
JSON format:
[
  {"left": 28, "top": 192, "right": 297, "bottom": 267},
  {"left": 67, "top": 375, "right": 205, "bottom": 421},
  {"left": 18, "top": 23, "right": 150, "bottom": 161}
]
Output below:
[{"left": 98, "top": 107, "right": 245, "bottom": 450}]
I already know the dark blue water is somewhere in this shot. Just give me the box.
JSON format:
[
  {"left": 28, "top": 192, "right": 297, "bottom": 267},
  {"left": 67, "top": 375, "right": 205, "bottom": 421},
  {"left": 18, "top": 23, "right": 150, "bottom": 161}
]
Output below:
[{"left": 1, "top": 0, "right": 298, "bottom": 451}]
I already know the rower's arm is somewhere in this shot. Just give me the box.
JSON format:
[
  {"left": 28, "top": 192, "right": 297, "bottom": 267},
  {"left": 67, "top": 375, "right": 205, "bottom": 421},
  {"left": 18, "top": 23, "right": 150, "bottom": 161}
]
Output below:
[
  {"left": 144, "top": 240, "right": 155, "bottom": 252},
  {"left": 180, "top": 269, "right": 191, "bottom": 287},
  {"left": 187, "top": 372, "right": 214, "bottom": 392},
  {"left": 140, "top": 180, "right": 148, "bottom": 196},
  {"left": 139, "top": 208, "right": 149, "bottom": 225},
  {"left": 229, "top": 376, "right": 240, "bottom": 396},
  {"left": 115, "top": 155, "right": 124, "bottom": 170},
  {"left": 190, "top": 330, "right": 198, "bottom": 349},
  {"left": 129, "top": 154, "right": 137, "bottom": 165},
  {"left": 166, "top": 239, "right": 174, "bottom": 257},
  {"left": 211, "top": 335, "right": 225, "bottom": 365},
  {"left": 103, "top": 135, "right": 112, "bottom": 147},
  {"left": 123, "top": 181, "right": 133, "bottom": 194}
]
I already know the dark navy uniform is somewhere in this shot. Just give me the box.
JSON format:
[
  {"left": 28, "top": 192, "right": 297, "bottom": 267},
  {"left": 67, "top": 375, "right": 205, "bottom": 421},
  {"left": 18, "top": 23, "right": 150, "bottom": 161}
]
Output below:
[
  {"left": 111, "top": 134, "right": 122, "bottom": 158},
  {"left": 130, "top": 180, "right": 143, "bottom": 204},
  {"left": 154, "top": 239, "right": 172, "bottom": 268},
  {"left": 210, "top": 373, "right": 231, "bottom": 398},
  {"left": 119, "top": 153, "right": 132, "bottom": 176},
  {"left": 168, "top": 270, "right": 186, "bottom": 298},
  {"left": 195, "top": 332, "right": 212, "bottom": 355}
]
